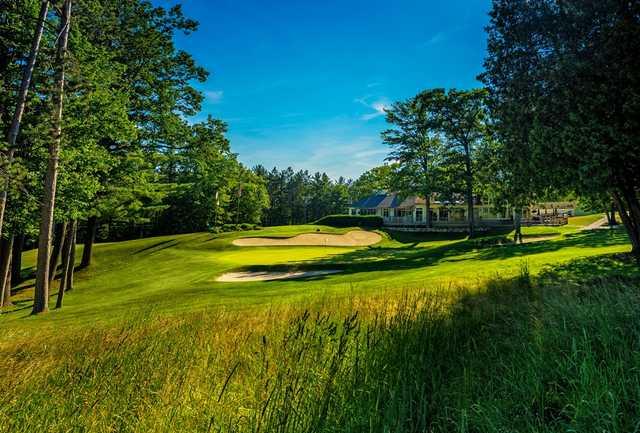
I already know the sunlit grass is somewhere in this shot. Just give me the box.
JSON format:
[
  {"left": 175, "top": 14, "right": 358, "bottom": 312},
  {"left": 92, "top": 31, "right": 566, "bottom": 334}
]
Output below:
[
  {"left": 2, "top": 215, "right": 630, "bottom": 333},
  {"left": 1, "top": 255, "right": 638, "bottom": 432}
]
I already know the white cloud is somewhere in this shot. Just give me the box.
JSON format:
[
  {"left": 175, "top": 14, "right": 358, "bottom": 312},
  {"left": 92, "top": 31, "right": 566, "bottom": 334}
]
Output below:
[
  {"left": 204, "top": 90, "right": 224, "bottom": 103},
  {"left": 356, "top": 97, "right": 389, "bottom": 121},
  {"left": 420, "top": 31, "right": 447, "bottom": 48},
  {"left": 231, "top": 118, "right": 388, "bottom": 179}
]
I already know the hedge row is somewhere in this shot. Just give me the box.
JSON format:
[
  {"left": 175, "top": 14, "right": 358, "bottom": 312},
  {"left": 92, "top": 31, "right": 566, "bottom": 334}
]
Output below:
[
  {"left": 210, "top": 223, "right": 262, "bottom": 234},
  {"left": 314, "top": 214, "right": 384, "bottom": 228}
]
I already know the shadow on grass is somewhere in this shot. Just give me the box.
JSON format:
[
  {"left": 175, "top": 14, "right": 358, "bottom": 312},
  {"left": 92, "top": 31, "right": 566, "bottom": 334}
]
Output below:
[
  {"left": 237, "top": 228, "right": 630, "bottom": 278},
  {"left": 246, "top": 254, "right": 640, "bottom": 432},
  {"left": 132, "top": 239, "right": 179, "bottom": 255}
]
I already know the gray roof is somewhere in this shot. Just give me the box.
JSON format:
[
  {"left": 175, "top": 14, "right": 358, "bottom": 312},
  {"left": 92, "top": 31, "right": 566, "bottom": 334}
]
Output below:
[
  {"left": 350, "top": 193, "right": 387, "bottom": 209},
  {"left": 352, "top": 192, "right": 423, "bottom": 209}
]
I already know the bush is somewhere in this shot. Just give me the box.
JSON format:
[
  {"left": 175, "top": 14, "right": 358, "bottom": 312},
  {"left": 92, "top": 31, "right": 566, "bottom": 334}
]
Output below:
[
  {"left": 213, "top": 223, "right": 259, "bottom": 233},
  {"left": 314, "top": 214, "right": 384, "bottom": 228}
]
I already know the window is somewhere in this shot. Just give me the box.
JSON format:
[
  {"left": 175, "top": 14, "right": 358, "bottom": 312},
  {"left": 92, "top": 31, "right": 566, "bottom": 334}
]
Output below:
[
  {"left": 350, "top": 209, "right": 357, "bottom": 215},
  {"left": 439, "top": 208, "right": 449, "bottom": 221},
  {"left": 383, "top": 208, "right": 389, "bottom": 218},
  {"left": 415, "top": 208, "right": 423, "bottom": 222},
  {"left": 360, "top": 208, "right": 377, "bottom": 216}
]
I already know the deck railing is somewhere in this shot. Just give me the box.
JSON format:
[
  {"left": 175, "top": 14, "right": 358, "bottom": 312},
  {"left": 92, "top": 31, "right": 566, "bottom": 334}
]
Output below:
[{"left": 383, "top": 217, "right": 514, "bottom": 227}]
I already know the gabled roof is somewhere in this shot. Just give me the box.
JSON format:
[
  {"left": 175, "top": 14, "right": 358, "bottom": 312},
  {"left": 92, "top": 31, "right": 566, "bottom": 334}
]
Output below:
[
  {"left": 350, "top": 193, "right": 387, "bottom": 209},
  {"left": 351, "top": 192, "right": 473, "bottom": 209},
  {"left": 378, "top": 192, "right": 401, "bottom": 208},
  {"left": 352, "top": 192, "right": 422, "bottom": 209}
]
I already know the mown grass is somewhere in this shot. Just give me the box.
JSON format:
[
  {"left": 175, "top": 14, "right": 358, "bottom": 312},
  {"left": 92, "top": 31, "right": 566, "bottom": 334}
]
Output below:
[
  {"left": 1, "top": 254, "right": 639, "bottom": 432},
  {"left": 2, "top": 216, "right": 630, "bottom": 333}
]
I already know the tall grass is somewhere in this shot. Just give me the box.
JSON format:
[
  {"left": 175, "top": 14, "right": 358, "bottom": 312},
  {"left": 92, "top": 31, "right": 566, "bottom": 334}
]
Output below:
[{"left": 1, "top": 255, "right": 639, "bottom": 432}]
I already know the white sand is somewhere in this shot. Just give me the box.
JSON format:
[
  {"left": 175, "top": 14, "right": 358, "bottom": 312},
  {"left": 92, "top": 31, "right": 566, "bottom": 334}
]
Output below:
[
  {"left": 232, "top": 230, "right": 382, "bottom": 247},
  {"left": 216, "top": 270, "right": 342, "bottom": 282}
]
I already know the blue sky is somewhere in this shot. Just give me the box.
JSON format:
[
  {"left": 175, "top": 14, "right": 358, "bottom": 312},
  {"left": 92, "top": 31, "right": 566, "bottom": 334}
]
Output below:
[{"left": 158, "top": 0, "right": 492, "bottom": 179}]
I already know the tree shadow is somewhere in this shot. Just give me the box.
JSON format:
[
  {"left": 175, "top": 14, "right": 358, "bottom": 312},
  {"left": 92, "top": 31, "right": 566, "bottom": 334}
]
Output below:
[
  {"left": 132, "top": 239, "right": 179, "bottom": 255},
  {"left": 297, "top": 254, "right": 640, "bottom": 431},
  {"left": 279, "top": 228, "right": 632, "bottom": 277}
]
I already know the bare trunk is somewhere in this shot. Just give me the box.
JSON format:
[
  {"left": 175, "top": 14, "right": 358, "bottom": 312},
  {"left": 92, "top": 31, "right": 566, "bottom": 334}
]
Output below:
[
  {"left": 80, "top": 215, "right": 97, "bottom": 268},
  {"left": 464, "top": 147, "right": 475, "bottom": 237},
  {"left": 425, "top": 195, "right": 432, "bottom": 228},
  {"left": 48, "top": 221, "right": 67, "bottom": 284},
  {"left": 55, "top": 221, "right": 75, "bottom": 308},
  {"left": 32, "top": 0, "right": 71, "bottom": 315},
  {"left": 613, "top": 191, "right": 640, "bottom": 258},
  {"left": 11, "top": 232, "right": 23, "bottom": 285},
  {"left": 606, "top": 210, "right": 614, "bottom": 226},
  {"left": 610, "top": 203, "right": 618, "bottom": 226},
  {"left": 3, "top": 255, "right": 11, "bottom": 307},
  {"left": 513, "top": 207, "right": 523, "bottom": 244},
  {"left": 0, "top": 235, "right": 13, "bottom": 307},
  {"left": 66, "top": 221, "right": 77, "bottom": 291},
  {"left": 0, "top": 0, "right": 49, "bottom": 238}
]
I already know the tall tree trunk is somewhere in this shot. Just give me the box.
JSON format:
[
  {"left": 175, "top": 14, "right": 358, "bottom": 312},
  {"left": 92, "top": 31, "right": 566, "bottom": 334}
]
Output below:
[
  {"left": 48, "top": 221, "right": 67, "bottom": 284},
  {"left": 32, "top": 0, "right": 71, "bottom": 315},
  {"left": 0, "top": 0, "right": 49, "bottom": 238},
  {"left": 11, "top": 232, "right": 23, "bottom": 285},
  {"left": 66, "top": 221, "right": 77, "bottom": 291},
  {"left": 55, "top": 221, "right": 75, "bottom": 309},
  {"left": 3, "top": 256, "right": 12, "bottom": 307},
  {"left": 80, "top": 215, "right": 97, "bottom": 268},
  {"left": 0, "top": 235, "right": 13, "bottom": 307},
  {"left": 613, "top": 191, "right": 640, "bottom": 258},
  {"left": 464, "top": 147, "right": 475, "bottom": 237},
  {"left": 610, "top": 203, "right": 618, "bottom": 226},
  {"left": 513, "top": 207, "right": 523, "bottom": 244},
  {"left": 425, "top": 194, "right": 432, "bottom": 228}
]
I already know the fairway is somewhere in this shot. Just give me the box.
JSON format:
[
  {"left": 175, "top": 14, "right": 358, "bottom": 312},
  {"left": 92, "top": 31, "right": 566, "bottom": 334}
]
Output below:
[{"left": 2, "top": 216, "right": 630, "bottom": 333}]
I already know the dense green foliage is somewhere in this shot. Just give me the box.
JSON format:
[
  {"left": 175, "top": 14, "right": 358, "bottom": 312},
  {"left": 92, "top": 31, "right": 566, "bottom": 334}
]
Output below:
[
  {"left": 314, "top": 214, "right": 384, "bottom": 228},
  {"left": 481, "top": 0, "right": 640, "bottom": 255},
  {"left": 254, "top": 166, "right": 350, "bottom": 226}
]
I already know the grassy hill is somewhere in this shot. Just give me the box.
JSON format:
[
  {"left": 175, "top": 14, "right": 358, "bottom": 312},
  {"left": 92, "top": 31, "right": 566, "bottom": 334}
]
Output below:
[
  {"left": 4, "top": 215, "right": 629, "bottom": 330},
  {"left": 1, "top": 215, "right": 639, "bottom": 432}
]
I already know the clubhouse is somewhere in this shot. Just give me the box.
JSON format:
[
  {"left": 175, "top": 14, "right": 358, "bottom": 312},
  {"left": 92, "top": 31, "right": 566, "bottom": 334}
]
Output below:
[{"left": 348, "top": 192, "right": 574, "bottom": 228}]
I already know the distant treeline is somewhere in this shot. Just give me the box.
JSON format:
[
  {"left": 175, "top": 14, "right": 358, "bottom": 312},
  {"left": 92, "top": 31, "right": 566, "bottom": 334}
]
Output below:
[{"left": 253, "top": 166, "right": 351, "bottom": 226}]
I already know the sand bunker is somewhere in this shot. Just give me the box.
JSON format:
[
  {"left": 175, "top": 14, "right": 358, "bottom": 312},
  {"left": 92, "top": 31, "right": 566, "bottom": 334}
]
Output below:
[
  {"left": 233, "top": 230, "right": 382, "bottom": 247},
  {"left": 216, "top": 270, "right": 342, "bottom": 282}
]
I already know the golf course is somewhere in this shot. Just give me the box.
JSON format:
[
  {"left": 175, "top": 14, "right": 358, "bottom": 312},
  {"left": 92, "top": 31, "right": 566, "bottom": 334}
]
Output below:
[
  {"left": 2, "top": 215, "right": 639, "bottom": 432},
  {"left": 2, "top": 214, "right": 628, "bottom": 329}
]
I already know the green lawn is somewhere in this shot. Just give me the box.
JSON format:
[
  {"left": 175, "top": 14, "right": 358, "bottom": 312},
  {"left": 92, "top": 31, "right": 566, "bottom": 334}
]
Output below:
[
  {"left": 2, "top": 215, "right": 638, "bottom": 433},
  {"left": 2, "top": 215, "right": 629, "bottom": 333}
]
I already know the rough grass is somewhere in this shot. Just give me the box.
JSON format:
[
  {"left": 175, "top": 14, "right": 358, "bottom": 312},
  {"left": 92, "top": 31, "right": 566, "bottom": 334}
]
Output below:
[{"left": 1, "top": 255, "right": 639, "bottom": 432}]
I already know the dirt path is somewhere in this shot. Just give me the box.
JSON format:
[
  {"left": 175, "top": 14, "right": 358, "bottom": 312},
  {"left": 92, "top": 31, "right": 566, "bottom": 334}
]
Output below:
[
  {"left": 216, "top": 270, "right": 342, "bottom": 282},
  {"left": 583, "top": 217, "right": 608, "bottom": 230},
  {"left": 232, "top": 230, "right": 382, "bottom": 247}
]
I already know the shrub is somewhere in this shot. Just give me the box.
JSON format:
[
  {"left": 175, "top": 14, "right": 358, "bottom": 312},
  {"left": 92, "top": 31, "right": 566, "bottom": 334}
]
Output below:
[{"left": 314, "top": 214, "right": 384, "bottom": 228}]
